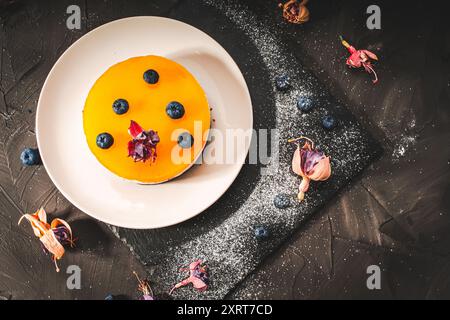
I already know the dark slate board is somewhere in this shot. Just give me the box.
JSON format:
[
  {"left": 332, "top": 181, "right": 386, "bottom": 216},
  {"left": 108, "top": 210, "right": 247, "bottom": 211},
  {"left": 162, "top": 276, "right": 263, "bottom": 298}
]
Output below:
[{"left": 110, "top": 0, "right": 382, "bottom": 299}]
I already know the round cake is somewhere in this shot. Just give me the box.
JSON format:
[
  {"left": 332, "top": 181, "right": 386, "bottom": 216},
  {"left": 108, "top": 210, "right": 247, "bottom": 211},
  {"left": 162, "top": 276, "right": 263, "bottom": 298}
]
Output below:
[{"left": 83, "top": 55, "right": 210, "bottom": 184}]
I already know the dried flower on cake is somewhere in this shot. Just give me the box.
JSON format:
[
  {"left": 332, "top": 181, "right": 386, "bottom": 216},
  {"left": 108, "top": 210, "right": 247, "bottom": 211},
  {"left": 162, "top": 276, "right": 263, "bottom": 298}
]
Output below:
[
  {"left": 18, "top": 208, "right": 74, "bottom": 272},
  {"left": 128, "top": 120, "right": 160, "bottom": 163},
  {"left": 133, "top": 271, "right": 155, "bottom": 300},
  {"left": 288, "top": 137, "right": 331, "bottom": 201},
  {"left": 169, "top": 260, "right": 209, "bottom": 294},
  {"left": 278, "top": 0, "right": 310, "bottom": 24},
  {"left": 340, "top": 36, "right": 379, "bottom": 84}
]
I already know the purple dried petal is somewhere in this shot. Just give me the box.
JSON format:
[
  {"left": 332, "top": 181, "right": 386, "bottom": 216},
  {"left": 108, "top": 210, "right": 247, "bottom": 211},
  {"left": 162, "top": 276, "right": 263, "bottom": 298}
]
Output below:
[
  {"left": 128, "top": 129, "right": 160, "bottom": 163},
  {"left": 148, "top": 130, "right": 160, "bottom": 144},
  {"left": 193, "top": 265, "right": 210, "bottom": 284},
  {"left": 135, "top": 143, "right": 144, "bottom": 157},
  {"left": 52, "top": 226, "right": 72, "bottom": 246},
  {"left": 300, "top": 149, "right": 325, "bottom": 175}
]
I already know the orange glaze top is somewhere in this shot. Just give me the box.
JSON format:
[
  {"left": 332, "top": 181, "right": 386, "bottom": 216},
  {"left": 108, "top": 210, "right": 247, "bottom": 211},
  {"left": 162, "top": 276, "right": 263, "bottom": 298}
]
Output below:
[{"left": 83, "top": 55, "right": 210, "bottom": 183}]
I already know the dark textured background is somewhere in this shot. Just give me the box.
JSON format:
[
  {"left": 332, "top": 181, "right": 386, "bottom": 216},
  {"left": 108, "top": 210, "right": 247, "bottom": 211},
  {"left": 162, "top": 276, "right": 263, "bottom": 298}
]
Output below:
[{"left": 0, "top": 0, "right": 449, "bottom": 299}]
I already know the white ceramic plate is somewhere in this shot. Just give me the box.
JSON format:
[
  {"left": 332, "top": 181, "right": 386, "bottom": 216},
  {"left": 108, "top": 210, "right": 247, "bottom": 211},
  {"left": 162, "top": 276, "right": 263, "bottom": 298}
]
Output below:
[{"left": 36, "top": 17, "right": 253, "bottom": 229}]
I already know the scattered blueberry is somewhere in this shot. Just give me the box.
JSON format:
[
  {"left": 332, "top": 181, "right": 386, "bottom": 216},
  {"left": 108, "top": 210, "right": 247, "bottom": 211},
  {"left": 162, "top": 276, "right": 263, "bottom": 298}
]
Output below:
[
  {"left": 177, "top": 132, "right": 194, "bottom": 148},
  {"left": 273, "top": 193, "right": 291, "bottom": 209},
  {"left": 104, "top": 294, "right": 115, "bottom": 300},
  {"left": 322, "top": 115, "right": 337, "bottom": 130},
  {"left": 297, "top": 96, "right": 314, "bottom": 112},
  {"left": 20, "top": 148, "right": 41, "bottom": 166},
  {"left": 96, "top": 133, "right": 114, "bottom": 149},
  {"left": 143, "top": 69, "right": 159, "bottom": 84},
  {"left": 166, "top": 101, "right": 185, "bottom": 119},
  {"left": 275, "top": 75, "right": 290, "bottom": 91},
  {"left": 112, "top": 99, "right": 129, "bottom": 115},
  {"left": 254, "top": 226, "right": 270, "bottom": 240}
]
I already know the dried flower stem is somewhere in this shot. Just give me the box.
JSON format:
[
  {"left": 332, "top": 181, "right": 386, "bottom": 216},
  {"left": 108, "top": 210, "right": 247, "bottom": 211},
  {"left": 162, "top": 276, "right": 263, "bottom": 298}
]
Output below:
[{"left": 133, "top": 271, "right": 154, "bottom": 297}]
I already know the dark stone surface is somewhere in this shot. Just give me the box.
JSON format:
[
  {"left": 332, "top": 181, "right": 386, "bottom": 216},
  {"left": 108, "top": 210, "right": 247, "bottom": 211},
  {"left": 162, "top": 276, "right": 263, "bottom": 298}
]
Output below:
[
  {"left": 0, "top": 0, "right": 448, "bottom": 300},
  {"left": 232, "top": 0, "right": 450, "bottom": 299}
]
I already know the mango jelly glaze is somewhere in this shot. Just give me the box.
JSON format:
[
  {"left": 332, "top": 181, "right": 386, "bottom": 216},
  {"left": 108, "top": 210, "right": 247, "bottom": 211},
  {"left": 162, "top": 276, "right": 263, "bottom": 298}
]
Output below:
[{"left": 83, "top": 55, "right": 210, "bottom": 183}]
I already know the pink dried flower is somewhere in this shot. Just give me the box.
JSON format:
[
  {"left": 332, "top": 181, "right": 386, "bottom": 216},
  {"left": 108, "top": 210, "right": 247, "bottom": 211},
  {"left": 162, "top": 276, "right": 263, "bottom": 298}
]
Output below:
[
  {"left": 289, "top": 137, "right": 332, "bottom": 201},
  {"left": 340, "top": 36, "right": 379, "bottom": 84},
  {"left": 169, "top": 260, "right": 209, "bottom": 294}
]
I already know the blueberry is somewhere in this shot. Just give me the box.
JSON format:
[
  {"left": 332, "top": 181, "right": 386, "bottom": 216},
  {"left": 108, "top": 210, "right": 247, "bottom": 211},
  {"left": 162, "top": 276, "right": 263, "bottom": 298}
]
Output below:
[
  {"left": 143, "top": 69, "right": 159, "bottom": 84},
  {"left": 166, "top": 101, "right": 185, "bottom": 119},
  {"left": 273, "top": 193, "right": 291, "bottom": 209},
  {"left": 254, "top": 226, "right": 270, "bottom": 240},
  {"left": 177, "top": 132, "right": 194, "bottom": 148},
  {"left": 275, "top": 75, "right": 290, "bottom": 91},
  {"left": 20, "top": 148, "right": 41, "bottom": 166},
  {"left": 322, "top": 115, "right": 337, "bottom": 130},
  {"left": 112, "top": 99, "right": 129, "bottom": 115},
  {"left": 104, "top": 294, "right": 114, "bottom": 300},
  {"left": 96, "top": 133, "right": 114, "bottom": 149},
  {"left": 297, "top": 96, "right": 314, "bottom": 112}
]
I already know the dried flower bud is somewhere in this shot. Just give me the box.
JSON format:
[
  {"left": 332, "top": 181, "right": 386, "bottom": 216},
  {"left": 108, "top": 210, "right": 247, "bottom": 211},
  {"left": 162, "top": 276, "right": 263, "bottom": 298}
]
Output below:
[
  {"left": 279, "top": 0, "right": 310, "bottom": 24},
  {"left": 18, "top": 208, "right": 74, "bottom": 272},
  {"left": 289, "top": 137, "right": 331, "bottom": 201}
]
